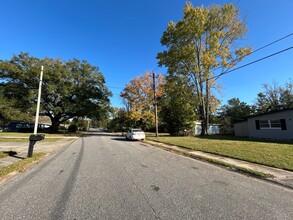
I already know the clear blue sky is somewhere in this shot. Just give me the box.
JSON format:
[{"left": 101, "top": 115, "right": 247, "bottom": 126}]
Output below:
[{"left": 1, "top": 0, "right": 292, "bottom": 107}]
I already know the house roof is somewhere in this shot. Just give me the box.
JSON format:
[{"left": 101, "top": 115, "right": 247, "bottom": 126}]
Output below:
[
  {"left": 247, "top": 108, "right": 293, "bottom": 119},
  {"left": 234, "top": 108, "right": 293, "bottom": 124}
]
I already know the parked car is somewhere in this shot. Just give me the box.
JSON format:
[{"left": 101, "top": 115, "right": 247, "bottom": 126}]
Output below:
[
  {"left": 5, "top": 121, "right": 51, "bottom": 132},
  {"left": 126, "top": 129, "right": 145, "bottom": 140}
]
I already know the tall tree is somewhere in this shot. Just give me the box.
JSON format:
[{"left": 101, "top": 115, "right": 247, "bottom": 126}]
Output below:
[
  {"left": 120, "top": 72, "right": 165, "bottom": 130},
  {"left": 218, "top": 98, "right": 252, "bottom": 133},
  {"left": 0, "top": 53, "right": 112, "bottom": 132},
  {"left": 255, "top": 80, "right": 293, "bottom": 113},
  {"left": 157, "top": 2, "right": 251, "bottom": 135},
  {"left": 160, "top": 75, "right": 197, "bottom": 135},
  {"left": 0, "top": 93, "right": 31, "bottom": 126},
  {"left": 107, "top": 108, "right": 129, "bottom": 132}
]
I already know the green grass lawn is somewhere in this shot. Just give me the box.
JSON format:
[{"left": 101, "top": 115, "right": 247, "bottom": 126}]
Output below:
[
  {"left": 0, "top": 151, "right": 8, "bottom": 159},
  {"left": 147, "top": 135, "right": 293, "bottom": 171},
  {"left": 0, "top": 132, "right": 80, "bottom": 142},
  {"left": 0, "top": 132, "right": 80, "bottom": 137},
  {"left": 0, "top": 138, "right": 63, "bottom": 142}
]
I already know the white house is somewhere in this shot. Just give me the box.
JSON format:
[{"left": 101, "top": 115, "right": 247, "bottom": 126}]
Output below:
[{"left": 194, "top": 122, "right": 221, "bottom": 135}]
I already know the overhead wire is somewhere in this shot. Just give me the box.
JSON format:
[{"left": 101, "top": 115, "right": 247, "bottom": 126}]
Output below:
[
  {"left": 248, "top": 32, "right": 293, "bottom": 55},
  {"left": 209, "top": 32, "right": 293, "bottom": 80},
  {"left": 209, "top": 46, "right": 293, "bottom": 80},
  {"left": 210, "top": 32, "right": 293, "bottom": 73},
  {"left": 108, "top": 33, "right": 293, "bottom": 88}
]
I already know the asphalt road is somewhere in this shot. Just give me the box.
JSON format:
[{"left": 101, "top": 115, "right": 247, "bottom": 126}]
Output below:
[{"left": 0, "top": 132, "right": 292, "bottom": 220}]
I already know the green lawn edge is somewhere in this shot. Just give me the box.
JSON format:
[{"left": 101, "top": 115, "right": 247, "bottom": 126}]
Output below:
[
  {"left": 0, "top": 153, "right": 46, "bottom": 178},
  {"left": 147, "top": 136, "right": 293, "bottom": 171}
]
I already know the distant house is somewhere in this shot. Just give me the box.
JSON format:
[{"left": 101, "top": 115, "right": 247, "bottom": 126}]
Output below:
[
  {"left": 234, "top": 108, "right": 293, "bottom": 140},
  {"left": 194, "top": 122, "right": 221, "bottom": 135}
]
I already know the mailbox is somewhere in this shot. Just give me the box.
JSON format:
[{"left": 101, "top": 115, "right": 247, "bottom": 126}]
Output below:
[
  {"left": 29, "top": 134, "right": 45, "bottom": 141},
  {"left": 27, "top": 134, "right": 45, "bottom": 157}
]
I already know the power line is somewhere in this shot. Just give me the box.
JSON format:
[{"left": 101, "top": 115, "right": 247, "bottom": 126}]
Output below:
[
  {"left": 211, "top": 32, "right": 293, "bottom": 73},
  {"left": 209, "top": 46, "right": 293, "bottom": 80},
  {"left": 251, "top": 32, "right": 293, "bottom": 54}
]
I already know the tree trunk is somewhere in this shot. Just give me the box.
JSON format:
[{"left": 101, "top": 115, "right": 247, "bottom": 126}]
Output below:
[
  {"left": 199, "top": 104, "right": 207, "bottom": 136},
  {"left": 200, "top": 80, "right": 210, "bottom": 136},
  {"left": 50, "top": 118, "right": 61, "bottom": 133},
  {"left": 205, "top": 79, "right": 209, "bottom": 135}
]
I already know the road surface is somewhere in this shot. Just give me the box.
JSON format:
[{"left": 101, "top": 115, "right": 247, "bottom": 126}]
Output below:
[{"left": 0, "top": 132, "right": 292, "bottom": 219}]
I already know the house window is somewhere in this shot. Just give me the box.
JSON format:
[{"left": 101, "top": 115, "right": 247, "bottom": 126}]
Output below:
[
  {"left": 259, "top": 120, "right": 270, "bottom": 128},
  {"left": 259, "top": 120, "right": 281, "bottom": 129}
]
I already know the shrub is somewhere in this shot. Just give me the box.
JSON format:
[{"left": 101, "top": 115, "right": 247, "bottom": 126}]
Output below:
[{"left": 68, "top": 124, "right": 78, "bottom": 133}]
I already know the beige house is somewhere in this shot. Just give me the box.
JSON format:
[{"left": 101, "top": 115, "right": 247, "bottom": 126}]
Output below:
[{"left": 234, "top": 108, "right": 293, "bottom": 140}]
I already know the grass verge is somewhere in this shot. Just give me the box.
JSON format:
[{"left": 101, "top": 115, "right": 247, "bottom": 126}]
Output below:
[
  {"left": 0, "top": 153, "right": 45, "bottom": 178},
  {"left": 0, "top": 151, "right": 7, "bottom": 159},
  {"left": 0, "top": 151, "right": 17, "bottom": 159},
  {"left": 147, "top": 135, "right": 293, "bottom": 171},
  {"left": 0, "top": 132, "right": 81, "bottom": 137},
  {"left": 0, "top": 138, "right": 63, "bottom": 142}
]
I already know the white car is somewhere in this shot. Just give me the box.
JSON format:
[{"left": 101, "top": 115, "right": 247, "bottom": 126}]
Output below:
[{"left": 126, "top": 129, "right": 145, "bottom": 140}]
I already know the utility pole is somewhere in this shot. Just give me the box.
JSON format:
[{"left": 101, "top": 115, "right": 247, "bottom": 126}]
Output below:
[
  {"left": 152, "top": 71, "right": 159, "bottom": 137},
  {"left": 34, "top": 66, "right": 43, "bottom": 135},
  {"left": 27, "top": 66, "right": 45, "bottom": 157}
]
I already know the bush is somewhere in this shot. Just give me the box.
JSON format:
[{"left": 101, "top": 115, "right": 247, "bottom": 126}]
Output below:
[{"left": 68, "top": 124, "right": 78, "bottom": 133}]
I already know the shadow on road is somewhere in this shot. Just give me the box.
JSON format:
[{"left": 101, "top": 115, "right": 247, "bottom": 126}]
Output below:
[
  {"left": 83, "top": 132, "right": 123, "bottom": 138},
  {"left": 111, "top": 137, "right": 129, "bottom": 142},
  {"left": 51, "top": 137, "right": 84, "bottom": 219}
]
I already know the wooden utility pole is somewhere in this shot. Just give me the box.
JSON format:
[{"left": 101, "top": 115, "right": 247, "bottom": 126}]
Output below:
[{"left": 152, "top": 71, "right": 159, "bottom": 137}]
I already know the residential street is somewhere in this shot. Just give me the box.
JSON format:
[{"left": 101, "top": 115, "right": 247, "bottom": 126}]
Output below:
[{"left": 0, "top": 132, "right": 292, "bottom": 220}]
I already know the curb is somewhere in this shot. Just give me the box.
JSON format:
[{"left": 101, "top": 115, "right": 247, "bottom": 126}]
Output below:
[{"left": 144, "top": 140, "right": 293, "bottom": 190}]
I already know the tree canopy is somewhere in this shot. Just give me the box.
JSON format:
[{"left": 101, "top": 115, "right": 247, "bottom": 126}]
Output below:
[
  {"left": 255, "top": 80, "right": 293, "bottom": 113},
  {"left": 120, "top": 72, "right": 165, "bottom": 130},
  {"left": 159, "top": 74, "right": 197, "bottom": 135},
  {"left": 218, "top": 98, "right": 253, "bottom": 134},
  {"left": 0, "top": 53, "right": 112, "bottom": 131},
  {"left": 157, "top": 2, "right": 251, "bottom": 135}
]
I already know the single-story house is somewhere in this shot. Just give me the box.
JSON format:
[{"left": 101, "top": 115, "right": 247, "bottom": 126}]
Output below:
[
  {"left": 234, "top": 108, "right": 293, "bottom": 140},
  {"left": 194, "top": 122, "right": 221, "bottom": 135}
]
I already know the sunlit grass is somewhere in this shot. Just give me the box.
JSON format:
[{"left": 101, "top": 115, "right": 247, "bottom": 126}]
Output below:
[
  {"left": 0, "top": 132, "right": 81, "bottom": 137},
  {"left": 0, "top": 151, "right": 8, "bottom": 159},
  {"left": 0, "top": 138, "right": 63, "bottom": 142},
  {"left": 0, "top": 152, "right": 45, "bottom": 178},
  {"left": 147, "top": 135, "right": 293, "bottom": 171},
  {"left": 0, "top": 131, "right": 80, "bottom": 142}
]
